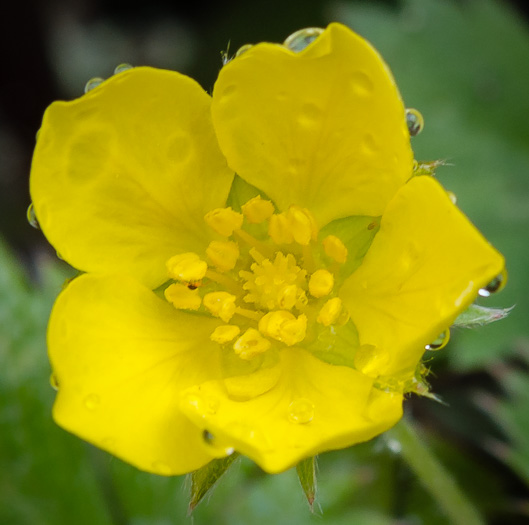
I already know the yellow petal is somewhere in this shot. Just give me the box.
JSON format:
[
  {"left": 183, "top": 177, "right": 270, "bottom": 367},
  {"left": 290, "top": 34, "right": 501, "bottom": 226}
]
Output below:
[
  {"left": 181, "top": 348, "right": 402, "bottom": 473},
  {"left": 48, "top": 273, "right": 224, "bottom": 475},
  {"left": 340, "top": 176, "right": 505, "bottom": 377},
  {"left": 212, "top": 23, "right": 412, "bottom": 226},
  {"left": 31, "top": 67, "right": 234, "bottom": 288}
]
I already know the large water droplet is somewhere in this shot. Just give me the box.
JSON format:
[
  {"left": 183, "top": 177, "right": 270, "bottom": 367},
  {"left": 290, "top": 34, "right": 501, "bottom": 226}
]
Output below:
[
  {"left": 236, "top": 44, "right": 253, "bottom": 57},
  {"left": 114, "top": 63, "right": 133, "bottom": 75},
  {"left": 479, "top": 270, "right": 507, "bottom": 297},
  {"left": 27, "top": 203, "right": 39, "bottom": 229},
  {"left": 49, "top": 373, "right": 59, "bottom": 391},
  {"left": 425, "top": 330, "right": 450, "bottom": 351},
  {"left": 84, "top": 393, "right": 100, "bottom": 410},
  {"left": 406, "top": 108, "right": 424, "bottom": 136},
  {"left": 288, "top": 398, "right": 314, "bottom": 424},
  {"left": 283, "top": 28, "right": 324, "bottom": 53},
  {"left": 84, "top": 77, "right": 104, "bottom": 94}
]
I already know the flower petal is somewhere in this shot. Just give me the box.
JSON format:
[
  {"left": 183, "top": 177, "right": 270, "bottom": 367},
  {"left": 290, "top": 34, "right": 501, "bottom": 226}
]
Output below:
[
  {"left": 212, "top": 23, "right": 412, "bottom": 226},
  {"left": 31, "top": 67, "right": 234, "bottom": 288},
  {"left": 340, "top": 176, "right": 505, "bottom": 377},
  {"left": 181, "top": 348, "right": 402, "bottom": 473},
  {"left": 49, "top": 273, "right": 224, "bottom": 475}
]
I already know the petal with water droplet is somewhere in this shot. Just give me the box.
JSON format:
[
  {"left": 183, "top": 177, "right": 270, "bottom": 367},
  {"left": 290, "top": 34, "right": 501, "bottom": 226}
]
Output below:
[
  {"left": 211, "top": 23, "right": 413, "bottom": 226},
  {"left": 30, "top": 67, "right": 234, "bottom": 288},
  {"left": 180, "top": 347, "right": 402, "bottom": 474},
  {"left": 340, "top": 176, "right": 505, "bottom": 377},
  {"left": 49, "top": 273, "right": 224, "bottom": 475}
]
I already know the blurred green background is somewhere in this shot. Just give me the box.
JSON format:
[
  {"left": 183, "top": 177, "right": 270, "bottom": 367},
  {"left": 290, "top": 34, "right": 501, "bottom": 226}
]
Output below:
[{"left": 2, "top": 0, "right": 529, "bottom": 523}]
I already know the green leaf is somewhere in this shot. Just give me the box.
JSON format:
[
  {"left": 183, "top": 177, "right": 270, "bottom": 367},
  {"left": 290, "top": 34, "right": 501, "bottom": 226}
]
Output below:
[
  {"left": 188, "top": 452, "right": 240, "bottom": 513},
  {"left": 296, "top": 456, "right": 317, "bottom": 511}
]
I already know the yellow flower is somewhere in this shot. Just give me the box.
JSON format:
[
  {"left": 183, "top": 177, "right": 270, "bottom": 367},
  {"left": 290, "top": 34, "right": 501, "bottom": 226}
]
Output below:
[{"left": 30, "top": 24, "right": 504, "bottom": 475}]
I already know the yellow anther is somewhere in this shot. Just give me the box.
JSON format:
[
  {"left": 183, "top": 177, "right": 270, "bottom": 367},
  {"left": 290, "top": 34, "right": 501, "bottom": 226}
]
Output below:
[
  {"left": 268, "top": 213, "right": 294, "bottom": 244},
  {"left": 277, "top": 284, "right": 298, "bottom": 310},
  {"left": 322, "top": 235, "right": 348, "bottom": 264},
  {"left": 206, "top": 240, "right": 240, "bottom": 272},
  {"left": 164, "top": 283, "right": 202, "bottom": 310},
  {"left": 203, "top": 291, "right": 237, "bottom": 322},
  {"left": 204, "top": 207, "right": 243, "bottom": 237},
  {"left": 308, "top": 269, "right": 334, "bottom": 298},
  {"left": 233, "top": 328, "right": 271, "bottom": 360},
  {"left": 317, "top": 297, "right": 343, "bottom": 326},
  {"left": 166, "top": 252, "right": 207, "bottom": 281},
  {"left": 258, "top": 310, "right": 307, "bottom": 346},
  {"left": 241, "top": 195, "right": 275, "bottom": 223},
  {"left": 286, "top": 206, "right": 318, "bottom": 245},
  {"left": 210, "top": 325, "right": 241, "bottom": 344}
]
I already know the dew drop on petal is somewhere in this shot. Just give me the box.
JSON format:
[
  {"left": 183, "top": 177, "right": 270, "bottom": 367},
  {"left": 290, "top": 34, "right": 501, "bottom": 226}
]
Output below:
[
  {"left": 406, "top": 108, "right": 424, "bottom": 136},
  {"left": 425, "top": 330, "right": 450, "bottom": 351},
  {"left": 479, "top": 270, "right": 507, "bottom": 297},
  {"left": 27, "top": 203, "right": 40, "bottom": 229},
  {"left": 288, "top": 398, "right": 314, "bottom": 424},
  {"left": 350, "top": 71, "right": 374, "bottom": 97},
  {"left": 84, "top": 77, "right": 104, "bottom": 94},
  {"left": 283, "top": 27, "right": 324, "bottom": 53},
  {"left": 49, "top": 373, "right": 59, "bottom": 391},
  {"left": 235, "top": 44, "right": 253, "bottom": 57},
  {"left": 202, "top": 429, "right": 215, "bottom": 444},
  {"left": 114, "top": 63, "right": 133, "bottom": 74},
  {"left": 84, "top": 393, "right": 100, "bottom": 410}
]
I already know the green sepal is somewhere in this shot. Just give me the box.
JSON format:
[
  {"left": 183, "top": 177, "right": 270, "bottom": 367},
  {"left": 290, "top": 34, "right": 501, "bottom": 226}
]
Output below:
[
  {"left": 453, "top": 304, "right": 512, "bottom": 328},
  {"left": 296, "top": 456, "right": 317, "bottom": 511},
  {"left": 188, "top": 452, "right": 240, "bottom": 513}
]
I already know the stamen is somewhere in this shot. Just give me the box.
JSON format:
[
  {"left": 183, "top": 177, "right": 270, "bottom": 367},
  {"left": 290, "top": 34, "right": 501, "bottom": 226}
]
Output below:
[
  {"left": 203, "top": 292, "right": 237, "bottom": 322},
  {"left": 286, "top": 206, "right": 318, "bottom": 245},
  {"left": 268, "top": 213, "right": 294, "bottom": 244},
  {"left": 241, "top": 195, "right": 275, "bottom": 223},
  {"left": 234, "top": 229, "right": 275, "bottom": 258},
  {"left": 166, "top": 252, "right": 207, "bottom": 281},
  {"left": 210, "top": 325, "right": 241, "bottom": 344},
  {"left": 233, "top": 328, "right": 271, "bottom": 360},
  {"left": 234, "top": 306, "right": 263, "bottom": 322},
  {"left": 258, "top": 310, "right": 307, "bottom": 346},
  {"left": 317, "top": 297, "right": 344, "bottom": 326},
  {"left": 204, "top": 207, "right": 243, "bottom": 237},
  {"left": 309, "top": 269, "right": 334, "bottom": 298},
  {"left": 322, "top": 235, "right": 348, "bottom": 264},
  {"left": 205, "top": 269, "right": 242, "bottom": 294},
  {"left": 206, "top": 240, "right": 240, "bottom": 271},
  {"left": 164, "top": 283, "right": 202, "bottom": 310}
]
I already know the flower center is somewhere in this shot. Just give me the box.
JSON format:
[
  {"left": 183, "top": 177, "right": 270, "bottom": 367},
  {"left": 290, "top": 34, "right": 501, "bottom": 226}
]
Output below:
[{"left": 163, "top": 194, "right": 350, "bottom": 371}]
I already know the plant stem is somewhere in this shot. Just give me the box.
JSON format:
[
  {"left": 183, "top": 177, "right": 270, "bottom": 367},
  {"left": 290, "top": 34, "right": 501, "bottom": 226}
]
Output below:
[{"left": 386, "top": 417, "right": 485, "bottom": 525}]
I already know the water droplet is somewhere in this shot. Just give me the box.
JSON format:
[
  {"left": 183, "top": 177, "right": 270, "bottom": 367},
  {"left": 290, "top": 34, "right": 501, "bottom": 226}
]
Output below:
[
  {"left": 236, "top": 44, "right": 253, "bottom": 57},
  {"left": 84, "top": 393, "right": 100, "bottom": 410},
  {"left": 288, "top": 398, "right": 314, "bottom": 424},
  {"left": 447, "top": 191, "right": 457, "bottom": 204},
  {"left": 479, "top": 270, "right": 507, "bottom": 297},
  {"left": 114, "top": 63, "right": 133, "bottom": 75},
  {"left": 27, "top": 203, "right": 40, "bottom": 229},
  {"left": 362, "top": 133, "right": 378, "bottom": 154},
  {"left": 425, "top": 330, "right": 450, "bottom": 351},
  {"left": 183, "top": 392, "right": 219, "bottom": 416},
  {"left": 386, "top": 438, "right": 402, "bottom": 454},
  {"left": 84, "top": 77, "right": 104, "bottom": 94},
  {"left": 151, "top": 461, "right": 172, "bottom": 475},
  {"left": 350, "top": 71, "right": 374, "bottom": 97},
  {"left": 406, "top": 108, "right": 424, "bottom": 136},
  {"left": 283, "top": 27, "right": 324, "bottom": 53},
  {"left": 49, "top": 373, "right": 59, "bottom": 391}
]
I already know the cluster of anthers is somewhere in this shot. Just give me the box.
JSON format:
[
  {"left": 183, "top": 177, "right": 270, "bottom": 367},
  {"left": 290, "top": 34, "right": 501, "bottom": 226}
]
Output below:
[{"left": 163, "top": 195, "right": 351, "bottom": 361}]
